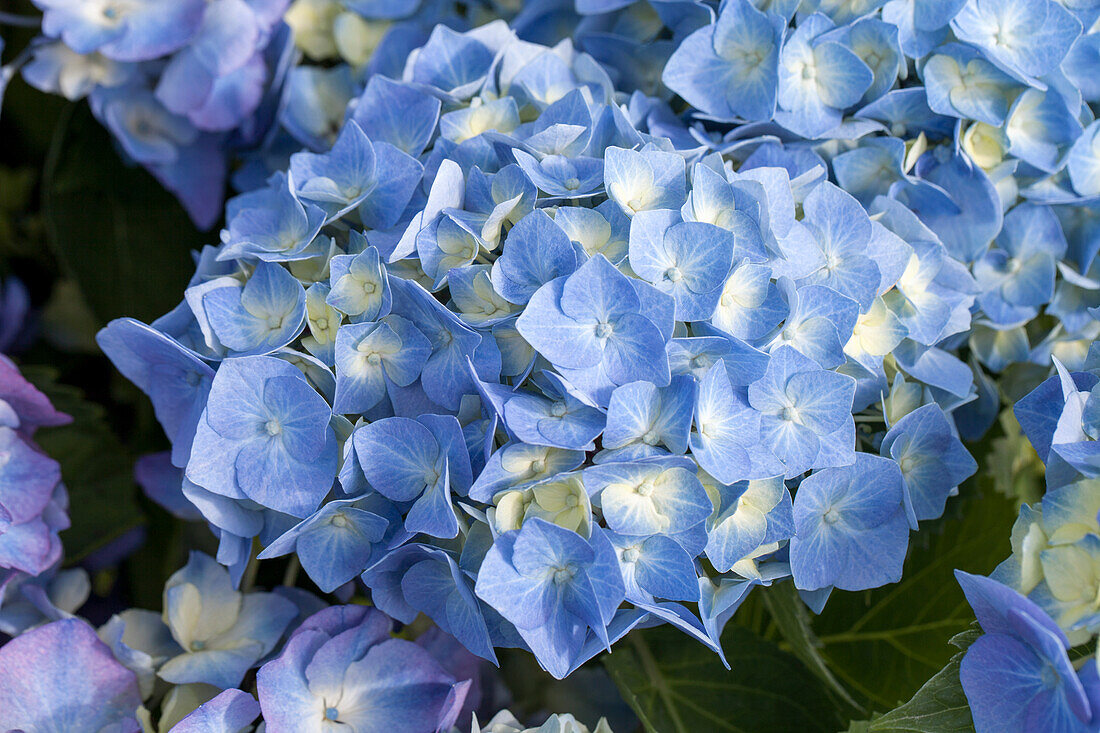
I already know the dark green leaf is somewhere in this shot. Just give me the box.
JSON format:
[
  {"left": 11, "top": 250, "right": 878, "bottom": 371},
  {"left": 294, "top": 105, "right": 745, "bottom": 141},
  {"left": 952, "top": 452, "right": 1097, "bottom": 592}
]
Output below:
[
  {"left": 847, "top": 629, "right": 979, "bottom": 733},
  {"left": 762, "top": 580, "right": 862, "bottom": 713},
  {"left": 811, "top": 480, "right": 1017, "bottom": 711},
  {"left": 605, "top": 622, "right": 843, "bottom": 733},
  {"left": 22, "top": 366, "right": 146, "bottom": 562},
  {"left": 42, "top": 103, "right": 206, "bottom": 325}
]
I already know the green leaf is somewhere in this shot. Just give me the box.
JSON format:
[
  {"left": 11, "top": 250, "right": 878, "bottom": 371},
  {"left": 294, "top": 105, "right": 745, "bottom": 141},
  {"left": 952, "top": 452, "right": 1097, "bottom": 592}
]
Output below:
[
  {"left": 605, "top": 622, "right": 843, "bottom": 733},
  {"left": 848, "top": 629, "right": 979, "bottom": 733},
  {"left": 42, "top": 103, "right": 206, "bottom": 325},
  {"left": 21, "top": 366, "right": 146, "bottom": 562},
  {"left": 810, "top": 480, "right": 1017, "bottom": 711},
  {"left": 762, "top": 580, "right": 862, "bottom": 713}
]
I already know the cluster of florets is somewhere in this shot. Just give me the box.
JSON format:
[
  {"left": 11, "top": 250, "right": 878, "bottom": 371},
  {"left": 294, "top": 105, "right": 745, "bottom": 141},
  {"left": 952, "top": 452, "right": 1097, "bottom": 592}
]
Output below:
[
  {"left": 96, "top": 20, "right": 990, "bottom": 682},
  {"left": 954, "top": 352, "right": 1100, "bottom": 732},
  {"left": 0, "top": 357, "right": 72, "bottom": 626},
  {"left": 20, "top": 0, "right": 293, "bottom": 225}
]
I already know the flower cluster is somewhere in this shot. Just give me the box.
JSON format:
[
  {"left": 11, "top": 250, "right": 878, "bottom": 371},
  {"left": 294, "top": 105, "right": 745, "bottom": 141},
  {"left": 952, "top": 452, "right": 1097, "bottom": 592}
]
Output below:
[
  {"left": 954, "top": 354, "right": 1100, "bottom": 732},
  {"left": 95, "top": 17, "right": 992, "bottom": 681},
  {"left": 0, "top": 550, "right": 609, "bottom": 732},
  {"left": 18, "top": 0, "right": 292, "bottom": 226},
  {"left": 0, "top": 357, "right": 73, "bottom": 627}
]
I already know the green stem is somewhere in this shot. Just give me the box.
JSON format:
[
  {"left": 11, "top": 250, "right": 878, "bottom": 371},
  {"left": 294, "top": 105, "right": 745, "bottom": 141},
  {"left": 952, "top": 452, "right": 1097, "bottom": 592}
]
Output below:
[
  {"left": 240, "top": 539, "right": 261, "bottom": 592},
  {"left": 282, "top": 556, "right": 301, "bottom": 588}
]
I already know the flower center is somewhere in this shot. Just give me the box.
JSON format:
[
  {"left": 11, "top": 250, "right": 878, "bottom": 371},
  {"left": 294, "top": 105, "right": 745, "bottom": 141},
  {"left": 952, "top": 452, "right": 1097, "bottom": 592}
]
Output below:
[
  {"left": 594, "top": 322, "right": 613, "bottom": 339},
  {"left": 101, "top": 3, "right": 125, "bottom": 22},
  {"left": 623, "top": 547, "right": 641, "bottom": 563},
  {"left": 665, "top": 267, "right": 683, "bottom": 283},
  {"left": 1039, "top": 662, "right": 1060, "bottom": 689},
  {"left": 822, "top": 507, "right": 840, "bottom": 525},
  {"left": 265, "top": 419, "right": 282, "bottom": 436},
  {"left": 635, "top": 482, "right": 654, "bottom": 497},
  {"left": 550, "top": 402, "right": 568, "bottom": 418},
  {"left": 325, "top": 706, "right": 340, "bottom": 721},
  {"left": 552, "top": 565, "right": 575, "bottom": 584}
]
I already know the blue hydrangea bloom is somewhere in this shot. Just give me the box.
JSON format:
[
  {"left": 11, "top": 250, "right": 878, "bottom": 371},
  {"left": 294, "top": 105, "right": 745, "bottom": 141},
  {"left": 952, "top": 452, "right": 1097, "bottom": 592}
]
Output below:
[
  {"left": 705, "top": 475, "right": 794, "bottom": 575},
  {"left": 974, "top": 204, "right": 1067, "bottom": 325},
  {"left": 186, "top": 356, "right": 338, "bottom": 517},
  {"left": 362, "top": 542, "right": 498, "bottom": 664},
  {"left": 585, "top": 458, "right": 711, "bottom": 538},
  {"left": 33, "top": 0, "right": 206, "bottom": 61},
  {"left": 775, "top": 16, "right": 873, "bottom": 138},
  {"left": 475, "top": 518, "right": 625, "bottom": 678},
  {"left": 196, "top": 262, "right": 307, "bottom": 356},
  {"left": 517, "top": 254, "right": 672, "bottom": 395},
  {"left": 333, "top": 316, "right": 431, "bottom": 413},
  {"left": 661, "top": 0, "right": 783, "bottom": 122},
  {"left": 957, "top": 571, "right": 1100, "bottom": 733},
  {"left": 258, "top": 498, "right": 390, "bottom": 592},
  {"left": 0, "top": 618, "right": 142, "bottom": 731},
  {"left": 628, "top": 210, "right": 738, "bottom": 322},
  {"left": 257, "top": 604, "right": 470, "bottom": 732},
  {"left": 80, "top": 1, "right": 1100, "bottom": 694},
  {"left": 690, "top": 361, "right": 781, "bottom": 483},
  {"left": 881, "top": 403, "right": 977, "bottom": 521},
  {"left": 790, "top": 453, "right": 912, "bottom": 592},
  {"left": 747, "top": 346, "right": 856, "bottom": 477},
  {"left": 353, "top": 415, "right": 472, "bottom": 538}
]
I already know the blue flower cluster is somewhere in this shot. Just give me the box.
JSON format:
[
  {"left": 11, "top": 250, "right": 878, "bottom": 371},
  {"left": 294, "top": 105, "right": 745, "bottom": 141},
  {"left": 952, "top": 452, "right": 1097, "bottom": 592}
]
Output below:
[
  {"left": 0, "top": 357, "right": 75, "bottom": 632},
  {"left": 93, "top": 17, "right": 995, "bottom": 681},
  {"left": 955, "top": 354, "right": 1100, "bottom": 732},
  {"left": 16, "top": 0, "right": 292, "bottom": 226},
  {"left": 0, "top": 550, "right": 611, "bottom": 731}
]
